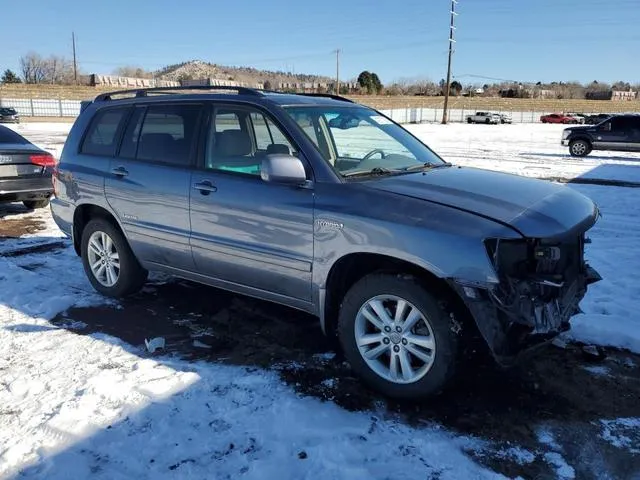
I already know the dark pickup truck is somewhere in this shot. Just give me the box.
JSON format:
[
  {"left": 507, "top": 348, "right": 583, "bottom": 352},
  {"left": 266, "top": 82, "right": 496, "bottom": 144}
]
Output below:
[{"left": 561, "top": 114, "right": 640, "bottom": 156}]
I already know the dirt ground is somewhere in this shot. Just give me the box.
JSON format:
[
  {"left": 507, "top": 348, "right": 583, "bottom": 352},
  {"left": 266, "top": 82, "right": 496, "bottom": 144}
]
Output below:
[{"left": 3, "top": 208, "right": 640, "bottom": 479}]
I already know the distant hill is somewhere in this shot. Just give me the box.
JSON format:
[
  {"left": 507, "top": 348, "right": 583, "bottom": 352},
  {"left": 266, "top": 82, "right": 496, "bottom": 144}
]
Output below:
[{"left": 155, "top": 60, "right": 334, "bottom": 87}]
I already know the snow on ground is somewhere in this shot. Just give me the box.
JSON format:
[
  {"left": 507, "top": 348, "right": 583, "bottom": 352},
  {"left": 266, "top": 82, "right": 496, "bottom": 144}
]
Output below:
[
  {"left": 406, "top": 123, "right": 640, "bottom": 183},
  {"left": 0, "top": 215, "right": 499, "bottom": 479},
  {"left": 2, "top": 122, "right": 640, "bottom": 478}
]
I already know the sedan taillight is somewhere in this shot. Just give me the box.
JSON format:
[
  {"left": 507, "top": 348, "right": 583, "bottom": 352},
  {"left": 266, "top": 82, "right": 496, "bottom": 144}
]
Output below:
[{"left": 30, "top": 154, "right": 56, "bottom": 168}]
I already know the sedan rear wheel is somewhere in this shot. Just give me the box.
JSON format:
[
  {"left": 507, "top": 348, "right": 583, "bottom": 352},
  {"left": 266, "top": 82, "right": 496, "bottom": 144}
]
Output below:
[{"left": 338, "top": 274, "right": 458, "bottom": 399}]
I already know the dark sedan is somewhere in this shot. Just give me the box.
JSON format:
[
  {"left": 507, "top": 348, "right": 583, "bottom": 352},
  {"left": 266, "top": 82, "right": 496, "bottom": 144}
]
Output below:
[
  {"left": 0, "top": 126, "right": 54, "bottom": 209},
  {"left": 0, "top": 107, "right": 20, "bottom": 124}
]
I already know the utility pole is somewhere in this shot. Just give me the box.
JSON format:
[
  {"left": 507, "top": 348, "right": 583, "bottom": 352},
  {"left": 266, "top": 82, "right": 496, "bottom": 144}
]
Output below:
[
  {"left": 335, "top": 48, "right": 340, "bottom": 95},
  {"left": 72, "top": 32, "right": 78, "bottom": 85},
  {"left": 442, "top": 0, "right": 458, "bottom": 124}
]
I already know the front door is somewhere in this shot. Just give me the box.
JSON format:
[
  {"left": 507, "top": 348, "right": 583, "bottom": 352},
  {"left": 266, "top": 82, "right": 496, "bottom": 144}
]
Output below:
[
  {"left": 104, "top": 103, "right": 203, "bottom": 270},
  {"left": 189, "top": 104, "right": 314, "bottom": 303}
]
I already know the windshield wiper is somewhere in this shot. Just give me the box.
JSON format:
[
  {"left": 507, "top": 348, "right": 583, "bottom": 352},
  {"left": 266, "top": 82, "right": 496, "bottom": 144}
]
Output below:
[
  {"left": 402, "top": 162, "right": 452, "bottom": 172},
  {"left": 341, "top": 167, "right": 400, "bottom": 178}
]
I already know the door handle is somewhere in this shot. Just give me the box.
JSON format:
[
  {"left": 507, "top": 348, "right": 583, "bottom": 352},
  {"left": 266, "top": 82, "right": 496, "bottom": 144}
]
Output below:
[
  {"left": 111, "top": 166, "right": 129, "bottom": 177},
  {"left": 193, "top": 180, "right": 217, "bottom": 194}
]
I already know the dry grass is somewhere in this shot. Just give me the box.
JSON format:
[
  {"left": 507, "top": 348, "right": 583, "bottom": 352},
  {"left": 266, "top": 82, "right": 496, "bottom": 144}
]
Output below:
[
  {"left": 350, "top": 95, "right": 640, "bottom": 114},
  {"left": 2, "top": 85, "right": 640, "bottom": 114}
]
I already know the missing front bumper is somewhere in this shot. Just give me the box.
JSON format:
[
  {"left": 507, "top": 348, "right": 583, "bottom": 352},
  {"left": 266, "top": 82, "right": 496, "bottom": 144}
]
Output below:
[{"left": 451, "top": 264, "right": 601, "bottom": 363}]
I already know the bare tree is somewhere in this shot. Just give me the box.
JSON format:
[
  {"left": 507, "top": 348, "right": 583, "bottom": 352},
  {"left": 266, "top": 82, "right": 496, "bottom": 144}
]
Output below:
[
  {"left": 20, "top": 52, "right": 47, "bottom": 84},
  {"left": 19, "top": 52, "right": 76, "bottom": 84},
  {"left": 45, "top": 56, "right": 75, "bottom": 84}
]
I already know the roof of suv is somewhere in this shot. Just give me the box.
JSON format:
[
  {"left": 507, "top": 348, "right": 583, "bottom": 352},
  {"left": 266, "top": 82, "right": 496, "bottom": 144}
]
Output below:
[{"left": 88, "top": 86, "right": 359, "bottom": 110}]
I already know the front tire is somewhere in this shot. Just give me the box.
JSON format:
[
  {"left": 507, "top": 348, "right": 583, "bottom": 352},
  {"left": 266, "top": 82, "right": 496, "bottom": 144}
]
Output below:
[
  {"left": 23, "top": 198, "right": 49, "bottom": 209},
  {"left": 569, "top": 139, "right": 591, "bottom": 157},
  {"left": 467, "top": 118, "right": 472, "bottom": 124},
  {"left": 81, "top": 218, "right": 148, "bottom": 297},
  {"left": 338, "top": 274, "right": 458, "bottom": 400}
]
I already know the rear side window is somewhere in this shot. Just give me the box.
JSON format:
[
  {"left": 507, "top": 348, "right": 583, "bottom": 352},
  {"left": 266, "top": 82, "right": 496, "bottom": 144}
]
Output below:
[
  {"left": 136, "top": 104, "right": 201, "bottom": 166},
  {"left": 0, "top": 126, "right": 29, "bottom": 144},
  {"left": 81, "top": 108, "right": 129, "bottom": 156}
]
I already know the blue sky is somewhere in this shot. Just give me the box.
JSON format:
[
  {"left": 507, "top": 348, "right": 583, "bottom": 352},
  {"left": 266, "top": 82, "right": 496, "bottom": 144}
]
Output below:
[{"left": 2, "top": 0, "right": 640, "bottom": 85}]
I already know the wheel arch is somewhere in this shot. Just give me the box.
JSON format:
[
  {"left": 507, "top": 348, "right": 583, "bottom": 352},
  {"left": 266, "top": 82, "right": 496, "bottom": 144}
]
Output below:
[
  {"left": 320, "top": 252, "right": 473, "bottom": 339},
  {"left": 569, "top": 135, "right": 592, "bottom": 146},
  {"left": 72, "top": 203, "right": 123, "bottom": 256}
]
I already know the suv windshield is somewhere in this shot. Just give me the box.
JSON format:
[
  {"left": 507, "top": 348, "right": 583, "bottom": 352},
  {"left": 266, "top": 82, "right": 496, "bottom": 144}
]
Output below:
[{"left": 284, "top": 106, "right": 445, "bottom": 177}]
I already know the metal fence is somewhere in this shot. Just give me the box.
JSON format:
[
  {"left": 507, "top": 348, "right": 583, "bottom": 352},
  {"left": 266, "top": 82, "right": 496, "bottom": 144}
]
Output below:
[
  {"left": 0, "top": 96, "right": 602, "bottom": 124},
  {"left": 0, "top": 98, "right": 81, "bottom": 117}
]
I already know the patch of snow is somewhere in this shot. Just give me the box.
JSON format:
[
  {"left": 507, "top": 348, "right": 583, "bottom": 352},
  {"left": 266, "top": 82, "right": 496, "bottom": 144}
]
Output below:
[
  {"left": 494, "top": 446, "right": 536, "bottom": 465},
  {"left": 312, "top": 352, "right": 336, "bottom": 362},
  {"left": 582, "top": 365, "right": 611, "bottom": 376},
  {"left": 320, "top": 378, "right": 337, "bottom": 389},
  {"left": 600, "top": 418, "right": 640, "bottom": 454},
  {"left": 543, "top": 452, "right": 576, "bottom": 479},
  {"left": 537, "top": 427, "right": 561, "bottom": 450}
]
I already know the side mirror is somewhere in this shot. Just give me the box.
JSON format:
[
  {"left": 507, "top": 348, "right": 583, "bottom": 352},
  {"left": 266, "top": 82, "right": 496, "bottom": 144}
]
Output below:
[{"left": 261, "top": 154, "right": 307, "bottom": 185}]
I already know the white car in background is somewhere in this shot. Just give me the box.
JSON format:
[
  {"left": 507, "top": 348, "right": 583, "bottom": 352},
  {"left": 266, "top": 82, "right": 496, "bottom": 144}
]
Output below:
[
  {"left": 566, "top": 113, "right": 586, "bottom": 124},
  {"left": 466, "top": 111, "right": 501, "bottom": 124},
  {"left": 498, "top": 113, "right": 512, "bottom": 124}
]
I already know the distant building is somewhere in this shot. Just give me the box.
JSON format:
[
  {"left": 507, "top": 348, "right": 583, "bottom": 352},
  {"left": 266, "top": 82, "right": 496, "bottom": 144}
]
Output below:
[
  {"left": 532, "top": 89, "right": 557, "bottom": 99},
  {"left": 89, "top": 74, "right": 179, "bottom": 88},
  {"left": 180, "top": 78, "right": 263, "bottom": 89},
  {"left": 612, "top": 90, "right": 638, "bottom": 101}
]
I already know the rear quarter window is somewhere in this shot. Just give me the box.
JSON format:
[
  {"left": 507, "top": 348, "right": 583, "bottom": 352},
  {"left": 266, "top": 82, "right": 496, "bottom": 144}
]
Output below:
[
  {"left": 81, "top": 107, "right": 129, "bottom": 156},
  {"left": 0, "top": 126, "right": 29, "bottom": 145}
]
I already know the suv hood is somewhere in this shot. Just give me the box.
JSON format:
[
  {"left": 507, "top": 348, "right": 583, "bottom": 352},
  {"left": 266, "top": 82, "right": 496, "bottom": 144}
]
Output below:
[
  {"left": 564, "top": 125, "right": 595, "bottom": 132},
  {"left": 364, "top": 166, "right": 598, "bottom": 239}
]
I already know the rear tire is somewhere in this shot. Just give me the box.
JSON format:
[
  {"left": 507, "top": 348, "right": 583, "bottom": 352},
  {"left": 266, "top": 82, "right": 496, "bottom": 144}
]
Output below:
[
  {"left": 81, "top": 218, "right": 148, "bottom": 298},
  {"left": 569, "top": 139, "right": 591, "bottom": 157},
  {"left": 23, "top": 198, "right": 49, "bottom": 209},
  {"left": 337, "top": 274, "right": 458, "bottom": 400}
]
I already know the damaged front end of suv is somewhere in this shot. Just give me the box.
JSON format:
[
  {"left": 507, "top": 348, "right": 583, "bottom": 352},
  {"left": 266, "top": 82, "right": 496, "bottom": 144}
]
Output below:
[{"left": 453, "top": 228, "right": 601, "bottom": 364}]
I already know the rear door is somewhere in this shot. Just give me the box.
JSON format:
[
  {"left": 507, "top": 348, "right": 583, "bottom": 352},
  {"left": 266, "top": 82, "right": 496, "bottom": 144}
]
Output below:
[
  {"left": 189, "top": 103, "right": 314, "bottom": 303},
  {"left": 103, "top": 103, "right": 203, "bottom": 271}
]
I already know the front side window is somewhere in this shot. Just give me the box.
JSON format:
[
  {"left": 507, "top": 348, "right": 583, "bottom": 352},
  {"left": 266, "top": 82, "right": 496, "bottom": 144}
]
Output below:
[
  {"left": 284, "top": 106, "right": 444, "bottom": 177},
  {"left": 136, "top": 104, "right": 201, "bottom": 166},
  {"left": 81, "top": 107, "right": 129, "bottom": 156},
  {"left": 610, "top": 116, "right": 633, "bottom": 132},
  {"left": 204, "top": 106, "right": 295, "bottom": 176}
]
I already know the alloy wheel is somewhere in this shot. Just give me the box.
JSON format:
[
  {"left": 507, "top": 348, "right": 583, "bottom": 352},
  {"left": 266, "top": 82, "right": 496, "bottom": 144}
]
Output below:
[
  {"left": 87, "top": 231, "right": 120, "bottom": 287},
  {"left": 354, "top": 295, "right": 436, "bottom": 384}
]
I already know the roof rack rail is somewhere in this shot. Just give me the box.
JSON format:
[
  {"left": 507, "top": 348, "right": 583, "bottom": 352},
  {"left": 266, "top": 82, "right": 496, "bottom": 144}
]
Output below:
[
  {"left": 296, "top": 93, "right": 354, "bottom": 103},
  {"left": 94, "top": 85, "right": 264, "bottom": 102}
]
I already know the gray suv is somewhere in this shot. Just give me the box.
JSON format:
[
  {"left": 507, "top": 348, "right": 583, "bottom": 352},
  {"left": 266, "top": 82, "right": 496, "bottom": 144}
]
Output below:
[{"left": 51, "top": 86, "right": 601, "bottom": 399}]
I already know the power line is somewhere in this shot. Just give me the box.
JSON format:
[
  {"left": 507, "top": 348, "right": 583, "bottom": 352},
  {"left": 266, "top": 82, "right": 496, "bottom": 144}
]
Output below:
[{"left": 442, "top": 0, "right": 458, "bottom": 124}]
